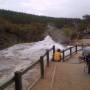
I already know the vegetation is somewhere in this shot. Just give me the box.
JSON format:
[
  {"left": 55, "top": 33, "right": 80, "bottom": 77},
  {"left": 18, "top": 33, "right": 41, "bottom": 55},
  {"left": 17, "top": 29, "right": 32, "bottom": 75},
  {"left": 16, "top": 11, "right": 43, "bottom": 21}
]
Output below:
[
  {"left": 0, "top": 11, "right": 47, "bottom": 49},
  {"left": 0, "top": 9, "right": 90, "bottom": 49}
]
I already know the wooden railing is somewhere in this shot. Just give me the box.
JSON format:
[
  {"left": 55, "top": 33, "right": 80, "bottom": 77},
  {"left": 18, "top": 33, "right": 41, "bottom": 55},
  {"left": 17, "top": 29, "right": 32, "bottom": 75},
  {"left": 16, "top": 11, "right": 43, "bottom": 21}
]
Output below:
[
  {"left": 0, "top": 45, "right": 82, "bottom": 90},
  {"left": 61, "top": 45, "right": 81, "bottom": 62},
  {"left": 76, "top": 43, "right": 90, "bottom": 48},
  {"left": 0, "top": 46, "right": 55, "bottom": 90}
]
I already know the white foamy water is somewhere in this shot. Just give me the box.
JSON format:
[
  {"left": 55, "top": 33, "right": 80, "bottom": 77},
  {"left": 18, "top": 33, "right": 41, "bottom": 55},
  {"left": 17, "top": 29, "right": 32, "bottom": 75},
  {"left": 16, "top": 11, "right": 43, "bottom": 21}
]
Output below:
[
  {"left": 0, "top": 36, "right": 82, "bottom": 90},
  {"left": 0, "top": 36, "right": 64, "bottom": 61},
  {"left": 0, "top": 36, "right": 65, "bottom": 82}
]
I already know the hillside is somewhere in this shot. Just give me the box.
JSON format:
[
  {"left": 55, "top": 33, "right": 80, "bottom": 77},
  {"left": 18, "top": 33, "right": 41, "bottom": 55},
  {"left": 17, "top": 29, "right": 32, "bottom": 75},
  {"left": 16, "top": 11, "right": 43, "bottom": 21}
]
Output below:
[{"left": 0, "top": 9, "right": 90, "bottom": 49}]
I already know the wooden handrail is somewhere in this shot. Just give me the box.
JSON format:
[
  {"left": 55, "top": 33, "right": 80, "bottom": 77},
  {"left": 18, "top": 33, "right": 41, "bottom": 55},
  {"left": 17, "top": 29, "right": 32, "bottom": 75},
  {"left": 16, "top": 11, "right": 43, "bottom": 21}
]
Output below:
[
  {"left": 0, "top": 76, "right": 15, "bottom": 90},
  {"left": 0, "top": 45, "right": 82, "bottom": 90},
  {"left": 0, "top": 45, "right": 54, "bottom": 90},
  {"left": 21, "top": 60, "right": 40, "bottom": 75}
]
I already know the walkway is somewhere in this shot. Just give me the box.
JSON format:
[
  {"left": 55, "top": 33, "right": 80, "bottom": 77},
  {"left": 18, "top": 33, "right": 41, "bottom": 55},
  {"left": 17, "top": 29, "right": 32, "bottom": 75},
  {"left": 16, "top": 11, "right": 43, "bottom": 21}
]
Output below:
[{"left": 31, "top": 51, "right": 90, "bottom": 90}]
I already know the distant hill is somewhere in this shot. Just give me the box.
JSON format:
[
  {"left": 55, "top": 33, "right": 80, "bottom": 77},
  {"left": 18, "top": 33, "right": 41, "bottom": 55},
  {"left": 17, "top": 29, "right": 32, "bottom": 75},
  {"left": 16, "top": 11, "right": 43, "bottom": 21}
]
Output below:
[
  {"left": 0, "top": 9, "right": 88, "bottom": 49},
  {"left": 0, "top": 9, "right": 81, "bottom": 25}
]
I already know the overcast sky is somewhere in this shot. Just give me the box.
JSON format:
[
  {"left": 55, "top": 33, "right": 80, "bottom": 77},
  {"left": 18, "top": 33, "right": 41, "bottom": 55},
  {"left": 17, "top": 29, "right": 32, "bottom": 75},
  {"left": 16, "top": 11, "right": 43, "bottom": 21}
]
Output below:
[{"left": 0, "top": 0, "right": 90, "bottom": 18}]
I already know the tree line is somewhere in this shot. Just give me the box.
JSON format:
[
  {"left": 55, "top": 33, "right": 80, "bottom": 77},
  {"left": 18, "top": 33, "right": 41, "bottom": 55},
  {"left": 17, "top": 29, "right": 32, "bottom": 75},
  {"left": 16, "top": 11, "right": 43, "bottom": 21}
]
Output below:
[{"left": 0, "top": 9, "right": 90, "bottom": 49}]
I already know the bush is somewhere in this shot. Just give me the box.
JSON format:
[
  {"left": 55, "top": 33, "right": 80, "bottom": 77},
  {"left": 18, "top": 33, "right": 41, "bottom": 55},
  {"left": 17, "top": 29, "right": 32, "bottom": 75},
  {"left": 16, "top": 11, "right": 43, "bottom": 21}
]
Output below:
[{"left": 63, "top": 27, "right": 78, "bottom": 40}]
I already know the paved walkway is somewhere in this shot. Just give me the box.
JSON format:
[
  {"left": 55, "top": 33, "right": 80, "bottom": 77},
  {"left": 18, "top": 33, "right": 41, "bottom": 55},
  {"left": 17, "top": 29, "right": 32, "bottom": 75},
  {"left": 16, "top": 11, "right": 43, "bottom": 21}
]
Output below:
[{"left": 31, "top": 52, "right": 90, "bottom": 90}]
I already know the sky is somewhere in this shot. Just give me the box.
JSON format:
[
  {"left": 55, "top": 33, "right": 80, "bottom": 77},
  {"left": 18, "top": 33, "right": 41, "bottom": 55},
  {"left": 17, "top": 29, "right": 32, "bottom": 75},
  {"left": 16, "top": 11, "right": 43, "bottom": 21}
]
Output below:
[{"left": 0, "top": 0, "right": 90, "bottom": 18}]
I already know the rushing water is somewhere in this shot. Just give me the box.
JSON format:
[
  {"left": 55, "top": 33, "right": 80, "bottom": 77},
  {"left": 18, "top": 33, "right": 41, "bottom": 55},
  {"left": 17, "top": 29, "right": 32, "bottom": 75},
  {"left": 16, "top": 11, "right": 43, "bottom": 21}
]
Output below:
[
  {"left": 0, "top": 36, "right": 82, "bottom": 90},
  {"left": 0, "top": 36, "right": 65, "bottom": 83}
]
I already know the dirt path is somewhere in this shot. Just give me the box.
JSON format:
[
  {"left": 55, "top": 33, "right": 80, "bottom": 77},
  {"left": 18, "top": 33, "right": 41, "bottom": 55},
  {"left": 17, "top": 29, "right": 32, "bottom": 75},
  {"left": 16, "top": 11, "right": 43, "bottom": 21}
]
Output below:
[{"left": 31, "top": 52, "right": 90, "bottom": 90}]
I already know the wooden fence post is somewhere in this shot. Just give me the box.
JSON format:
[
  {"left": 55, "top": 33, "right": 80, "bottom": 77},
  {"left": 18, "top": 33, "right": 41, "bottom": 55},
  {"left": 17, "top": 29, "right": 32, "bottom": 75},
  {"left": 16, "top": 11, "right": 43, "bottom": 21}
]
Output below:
[
  {"left": 40, "top": 56, "right": 44, "bottom": 79},
  {"left": 62, "top": 50, "right": 65, "bottom": 62},
  {"left": 76, "top": 45, "right": 77, "bottom": 53},
  {"left": 52, "top": 45, "right": 55, "bottom": 61},
  {"left": 15, "top": 71, "right": 22, "bottom": 90},
  {"left": 46, "top": 50, "right": 49, "bottom": 67},
  {"left": 82, "top": 43, "right": 83, "bottom": 50},
  {"left": 70, "top": 47, "right": 72, "bottom": 56}
]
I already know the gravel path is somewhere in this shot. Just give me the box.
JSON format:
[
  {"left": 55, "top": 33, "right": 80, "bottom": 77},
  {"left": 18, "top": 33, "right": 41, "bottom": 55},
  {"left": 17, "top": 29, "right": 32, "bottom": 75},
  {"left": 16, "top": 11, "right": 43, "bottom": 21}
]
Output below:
[{"left": 31, "top": 52, "right": 90, "bottom": 90}]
